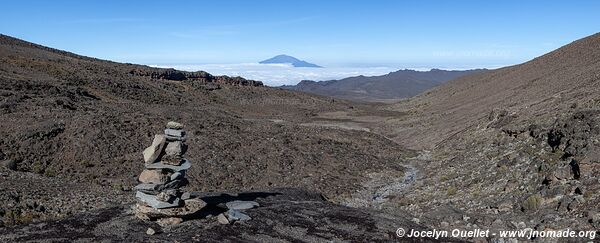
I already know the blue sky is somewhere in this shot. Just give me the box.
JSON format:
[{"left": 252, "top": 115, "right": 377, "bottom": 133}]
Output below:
[{"left": 1, "top": 0, "right": 599, "bottom": 68}]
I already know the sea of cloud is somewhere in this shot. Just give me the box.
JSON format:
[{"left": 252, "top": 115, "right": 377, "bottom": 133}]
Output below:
[{"left": 152, "top": 63, "right": 406, "bottom": 86}]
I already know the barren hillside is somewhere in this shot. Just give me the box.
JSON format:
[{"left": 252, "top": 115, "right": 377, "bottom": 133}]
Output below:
[{"left": 0, "top": 34, "right": 416, "bottom": 236}]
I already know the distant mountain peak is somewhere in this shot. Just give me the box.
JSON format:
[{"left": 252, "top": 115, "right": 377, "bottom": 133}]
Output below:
[
  {"left": 281, "top": 68, "right": 486, "bottom": 102},
  {"left": 259, "top": 54, "right": 322, "bottom": 68}
]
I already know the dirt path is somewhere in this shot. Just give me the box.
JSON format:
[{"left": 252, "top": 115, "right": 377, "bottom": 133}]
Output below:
[
  {"left": 296, "top": 115, "right": 421, "bottom": 208},
  {"left": 372, "top": 164, "right": 417, "bottom": 202}
]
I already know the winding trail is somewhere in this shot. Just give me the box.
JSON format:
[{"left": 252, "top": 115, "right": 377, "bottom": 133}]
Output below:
[
  {"left": 302, "top": 119, "right": 421, "bottom": 206},
  {"left": 269, "top": 116, "right": 422, "bottom": 207},
  {"left": 372, "top": 164, "right": 417, "bottom": 202}
]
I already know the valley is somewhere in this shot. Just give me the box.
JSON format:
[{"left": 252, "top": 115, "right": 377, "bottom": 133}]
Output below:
[{"left": 1, "top": 31, "right": 600, "bottom": 242}]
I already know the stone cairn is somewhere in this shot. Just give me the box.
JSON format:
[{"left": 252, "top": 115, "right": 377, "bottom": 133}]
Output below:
[{"left": 134, "top": 121, "right": 206, "bottom": 226}]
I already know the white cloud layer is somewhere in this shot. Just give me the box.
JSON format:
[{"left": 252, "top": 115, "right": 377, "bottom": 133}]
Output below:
[{"left": 152, "top": 63, "right": 400, "bottom": 86}]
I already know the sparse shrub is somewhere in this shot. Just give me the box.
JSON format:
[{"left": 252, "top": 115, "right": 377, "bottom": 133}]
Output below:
[
  {"left": 80, "top": 160, "right": 93, "bottom": 168},
  {"left": 522, "top": 194, "right": 543, "bottom": 212},
  {"left": 2, "top": 209, "right": 28, "bottom": 226},
  {"left": 44, "top": 168, "right": 57, "bottom": 177},
  {"left": 15, "top": 212, "right": 35, "bottom": 224},
  {"left": 447, "top": 186, "right": 457, "bottom": 196},
  {"left": 498, "top": 165, "right": 508, "bottom": 172},
  {"left": 31, "top": 162, "right": 43, "bottom": 174},
  {"left": 112, "top": 183, "right": 124, "bottom": 191}
]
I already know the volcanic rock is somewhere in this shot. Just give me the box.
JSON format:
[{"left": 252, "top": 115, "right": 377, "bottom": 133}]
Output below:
[
  {"left": 162, "top": 141, "right": 184, "bottom": 165},
  {"left": 170, "top": 171, "right": 185, "bottom": 181},
  {"left": 156, "top": 190, "right": 177, "bottom": 202},
  {"left": 217, "top": 213, "right": 230, "bottom": 224},
  {"left": 142, "top": 135, "right": 166, "bottom": 164},
  {"left": 156, "top": 217, "right": 183, "bottom": 227},
  {"left": 136, "top": 191, "right": 181, "bottom": 209},
  {"left": 225, "top": 209, "right": 251, "bottom": 222},
  {"left": 138, "top": 169, "right": 170, "bottom": 184},
  {"left": 135, "top": 198, "right": 207, "bottom": 219},
  {"left": 144, "top": 159, "right": 191, "bottom": 171},
  {"left": 134, "top": 183, "right": 161, "bottom": 195},
  {"left": 166, "top": 121, "right": 184, "bottom": 130},
  {"left": 161, "top": 179, "right": 188, "bottom": 190},
  {"left": 180, "top": 192, "right": 191, "bottom": 200},
  {"left": 164, "top": 129, "right": 185, "bottom": 141}
]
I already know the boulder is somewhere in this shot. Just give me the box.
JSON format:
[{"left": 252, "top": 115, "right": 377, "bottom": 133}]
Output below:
[
  {"left": 142, "top": 135, "right": 166, "bottom": 163},
  {"left": 138, "top": 169, "right": 170, "bottom": 184},
  {"left": 146, "top": 227, "right": 156, "bottom": 235},
  {"left": 225, "top": 200, "right": 260, "bottom": 210}
]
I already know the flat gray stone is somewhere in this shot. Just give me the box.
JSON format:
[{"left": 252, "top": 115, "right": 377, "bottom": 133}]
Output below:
[
  {"left": 165, "top": 135, "right": 187, "bottom": 141},
  {"left": 136, "top": 191, "right": 181, "bottom": 209},
  {"left": 181, "top": 192, "right": 191, "bottom": 200},
  {"left": 162, "top": 179, "right": 188, "bottom": 190},
  {"left": 225, "top": 200, "right": 260, "bottom": 210},
  {"left": 164, "top": 129, "right": 185, "bottom": 138},
  {"left": 134, "top": 183, "right": 161, "bottom": 194},
  {"left": 145, "top": 159, "right": 191, "bottom": 171},
  {"left": 142, "top": 135, "right": 166, "bottom": 163},
  {"left": 226, "top": 209, "right": 251, "bottom": 221},
  {"left": 170, "top": 171, "right": 185, "bottom": 181}
]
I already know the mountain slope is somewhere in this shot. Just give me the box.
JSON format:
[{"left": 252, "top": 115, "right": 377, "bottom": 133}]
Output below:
[
  {"left": 387, "top": 33, "right": 600, "bottom": 150},
  {"left": 259, "top": 54, "right": 322, "bottom": 67},
  {"left": 0, "top": 34, "right": 423, "bottom": 237},
  {"left": 373, "top": 32, "right": 600, "bottom": 235},
  {"left": 282, "top": 69, "right": 485, "bottom": 102}
]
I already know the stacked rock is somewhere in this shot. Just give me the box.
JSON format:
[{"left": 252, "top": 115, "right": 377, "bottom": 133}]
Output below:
[{"left": 134, "top": 121, "right": 206, "bottom": 225}]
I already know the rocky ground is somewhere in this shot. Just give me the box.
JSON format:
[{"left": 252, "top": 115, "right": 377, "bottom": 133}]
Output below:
[
  {"left": 366, "top": 34, "right": 600, "bottom": 242},
  {"left": 2, "top": 32, "right": 600, "bottom": 242},
  {"left": 0, "top": 188, "right": 458, "bottom": 242},
  {"left": 0, "top": 34, "right": 431, "bottom": 242}
]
